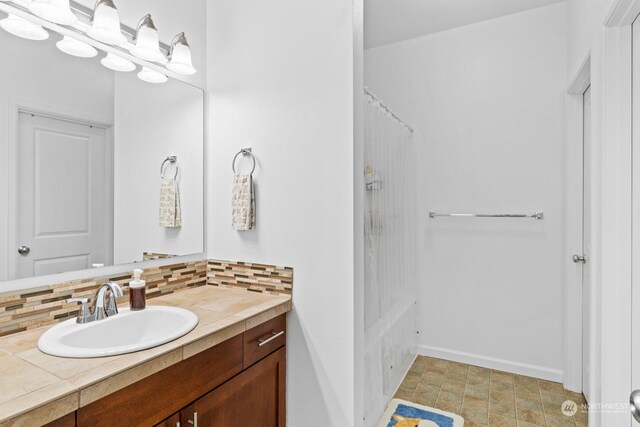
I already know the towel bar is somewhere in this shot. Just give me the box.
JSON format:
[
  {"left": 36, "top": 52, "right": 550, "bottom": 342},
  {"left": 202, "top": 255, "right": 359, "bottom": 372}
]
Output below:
[{"left": 428, "top": 211, "right": 544, "bottom": 220}]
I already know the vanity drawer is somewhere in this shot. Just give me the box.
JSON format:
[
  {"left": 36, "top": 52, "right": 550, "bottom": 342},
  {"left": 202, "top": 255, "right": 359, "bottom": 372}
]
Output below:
[
  {"left": 78, "top": 334, "right": 243, "bottom": 427},
  {"left": 243, "top": 314, "right": 286, "bottom": 368}
]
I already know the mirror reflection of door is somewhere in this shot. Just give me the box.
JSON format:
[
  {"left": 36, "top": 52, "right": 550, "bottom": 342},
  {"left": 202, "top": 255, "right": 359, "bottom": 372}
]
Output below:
[
  {"left": 581, "top": 85, "right": 591, "bottom": 404},
  {"left": 14, "top": 112, "right": 113, "bottom": 279}
]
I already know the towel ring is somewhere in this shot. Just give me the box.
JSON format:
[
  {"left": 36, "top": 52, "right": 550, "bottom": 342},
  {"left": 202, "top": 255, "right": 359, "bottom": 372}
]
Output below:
[
  {"left": 160, "top": 156, "right": 179, "bottom": 179},
  {"left": 232, "top": 148, "right": 256, "bottom": 174}
]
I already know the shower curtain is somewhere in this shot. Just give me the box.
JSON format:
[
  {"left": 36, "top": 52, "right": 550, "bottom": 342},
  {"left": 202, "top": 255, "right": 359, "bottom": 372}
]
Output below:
[{"left": 363, "top": 90, "right": 418, "bottom": 426}]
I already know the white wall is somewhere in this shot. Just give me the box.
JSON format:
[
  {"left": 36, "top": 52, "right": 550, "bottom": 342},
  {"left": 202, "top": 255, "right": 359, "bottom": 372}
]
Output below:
[
  {"left": 113, "top": 73, "right": 204, "bottom": 264},
  {"left": 206, "top": 0, "right": 357, "bottom": 425},
  {"left": 365, "top": 3, "right": 567, "bottom": 380},
  {"left": 0, "top": 29, "right": 114, "bottom": 282}
]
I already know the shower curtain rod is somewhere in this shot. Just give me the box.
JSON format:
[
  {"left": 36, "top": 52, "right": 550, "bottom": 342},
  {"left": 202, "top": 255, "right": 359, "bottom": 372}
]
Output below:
[{"left": 364, "top": 86, "right": 414, "bottom": 133}]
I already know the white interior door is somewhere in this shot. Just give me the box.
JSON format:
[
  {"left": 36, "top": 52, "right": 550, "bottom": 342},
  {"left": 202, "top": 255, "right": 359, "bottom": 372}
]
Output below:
[
  {"left": 582, "top": 85, "right": 592, "bottom": 403},
  {"left": 15, "top": 112, "right": 112, "bottom": 279}
]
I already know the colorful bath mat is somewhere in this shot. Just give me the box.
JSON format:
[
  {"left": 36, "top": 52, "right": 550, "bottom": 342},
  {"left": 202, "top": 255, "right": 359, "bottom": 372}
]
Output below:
[{"left": 376, "top": 399, "right": 464, "bottom": 427}]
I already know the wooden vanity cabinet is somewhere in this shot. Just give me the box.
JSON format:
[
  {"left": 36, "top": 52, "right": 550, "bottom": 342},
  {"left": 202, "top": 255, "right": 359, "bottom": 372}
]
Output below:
[{"left": 73, "top": 314, "right": 286, "bottom": 427}]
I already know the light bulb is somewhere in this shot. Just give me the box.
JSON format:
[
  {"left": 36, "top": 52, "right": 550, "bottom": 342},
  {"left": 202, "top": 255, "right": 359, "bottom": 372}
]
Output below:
[
  {"left": 167, "top": 33, "right": 196, "bottom": 75},
  {"left": 28, "top": 0, "right": 77, "bottom": 26},
  {"left": 130, "top": 14, "right": 165, "bottom": 63},
  {"left": 137, "top": 67, "right": 167, "bottom": 84},
  {"left": 101, "top": 53, "right": 136, "bottom": 72},
  {"left": 56, "top": 36, "right": 98, "bottom": 58},
  {"left": 0, "top": 14, "right": 49, "bottom": 41},
  {"left": 87, "top": 0, "right": 126, "bottom": 45}
]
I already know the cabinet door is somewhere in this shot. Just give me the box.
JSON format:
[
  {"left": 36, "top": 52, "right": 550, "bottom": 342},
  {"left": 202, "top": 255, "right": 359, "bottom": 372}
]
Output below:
[{"left": 182, "top": 347, "right": 286, "bottom": 427}]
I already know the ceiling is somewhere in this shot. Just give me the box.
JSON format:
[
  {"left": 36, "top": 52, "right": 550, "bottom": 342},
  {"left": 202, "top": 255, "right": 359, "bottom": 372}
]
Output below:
[{"left": 364, "top": 0, "right": 566, "bottom": 49}]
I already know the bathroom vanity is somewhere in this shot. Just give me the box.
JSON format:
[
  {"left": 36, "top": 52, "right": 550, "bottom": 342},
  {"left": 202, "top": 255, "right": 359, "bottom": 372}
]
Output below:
[{"left": 0, "top": 286, "right": 290, "bottom": 427}]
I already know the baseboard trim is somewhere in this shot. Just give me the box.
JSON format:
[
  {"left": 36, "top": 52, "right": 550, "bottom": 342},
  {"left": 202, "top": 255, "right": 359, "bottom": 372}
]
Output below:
[{"left": 418, "top": 345, "right": 563, "bottom": 383}]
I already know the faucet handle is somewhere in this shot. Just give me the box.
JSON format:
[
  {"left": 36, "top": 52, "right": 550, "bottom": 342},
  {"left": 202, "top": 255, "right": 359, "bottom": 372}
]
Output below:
[{"left": 66, "top": 297, "right": 91, "bottom": 324}]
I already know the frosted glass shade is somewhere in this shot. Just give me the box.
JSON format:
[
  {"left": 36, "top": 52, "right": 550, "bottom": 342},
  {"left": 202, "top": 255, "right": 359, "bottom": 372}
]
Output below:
[
  {"left": 130, "top": 15, "right": 164, "bottom": 62},
  {"left": 167, "top": 42, "right": 196, "bottom": 75},
  {"left": 56, "top": 36, "right": 98, "bottom": 58},
  {"left": 137, "top": 67, "right": 167, "bottom": 84},
  {"left": 87, "top": 0, "right": 126, "bottom": 45},
  {"left": 28, "top": 0, "right": 77, "bottom": 26},
  {"left": 0, "top": 14, "right": 49, "bottom": 41},
  {"left": 100, "top": 53, "right": 135, "bottom": 72}
]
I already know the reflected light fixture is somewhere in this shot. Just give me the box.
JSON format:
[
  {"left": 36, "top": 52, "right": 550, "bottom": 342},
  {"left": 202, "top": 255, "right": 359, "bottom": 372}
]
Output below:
[
  {"left": 100, "top": 52, "right": 135, "bottom": 72},
  {"left": 28, "top": 0, "right": 77, "bottom": 26},
  {"left": 56, "top": 36, "right": 98, "bottom": 57},
  {"left": 87, "top": 0, "right": 126, "bottom": 45},
  {"left": 130, "top": 14, "right": 164, "bottom": 62},
  {"left": 137, "top": 67, "right": 167, "bottom": 84},
  {"left": 167, "top": 32, "right": 196, "bottom": 75},
  {"left": 0, "top": 14, "right": 49, "bottom": 40}
]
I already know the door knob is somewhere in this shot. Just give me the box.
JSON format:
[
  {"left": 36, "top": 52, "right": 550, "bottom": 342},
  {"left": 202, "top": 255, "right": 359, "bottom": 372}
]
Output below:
[
  {"left": 631, "top": 390, "right": 640, "bottom": 423},
  {"left": 17, "top": 246, "right": 30, "bottom": 255},
  {"left": 573, "top": 254, "right": 586, "bottom": 263}
]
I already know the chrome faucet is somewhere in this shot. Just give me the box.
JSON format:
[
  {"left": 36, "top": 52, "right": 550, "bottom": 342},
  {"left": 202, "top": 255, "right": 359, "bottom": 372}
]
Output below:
[{"left": 66, "top": 281, "right": 124, "bottom": 324}]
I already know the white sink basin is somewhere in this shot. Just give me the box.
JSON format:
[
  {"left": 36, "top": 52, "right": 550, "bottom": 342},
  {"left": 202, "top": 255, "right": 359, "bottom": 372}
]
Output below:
[{"left": 38, "top": 306, "right": 199, "bottom": 358}]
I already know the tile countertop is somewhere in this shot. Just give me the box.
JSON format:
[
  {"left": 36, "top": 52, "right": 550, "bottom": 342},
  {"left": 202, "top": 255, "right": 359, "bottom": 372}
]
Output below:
[{"left": 0, "top": 286, "right": 292, "bottom": 426}]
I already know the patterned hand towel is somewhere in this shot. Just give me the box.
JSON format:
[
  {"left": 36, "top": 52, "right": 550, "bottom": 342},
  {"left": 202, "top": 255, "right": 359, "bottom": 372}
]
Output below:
[
  {"left": 159, "top": 178, "right": 182, "bottom": 228},
  {"left": 232, "top": 174, "right": 255, "bottom": 231}
]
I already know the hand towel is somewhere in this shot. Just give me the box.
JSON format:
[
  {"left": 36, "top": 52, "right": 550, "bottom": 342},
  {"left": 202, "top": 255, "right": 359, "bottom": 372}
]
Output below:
[
  {"left": 232, "top": 173, "right": 255, "bottom": 231},
  {"left": 159, "top": 178, "right": 182, "bottom": 228}
]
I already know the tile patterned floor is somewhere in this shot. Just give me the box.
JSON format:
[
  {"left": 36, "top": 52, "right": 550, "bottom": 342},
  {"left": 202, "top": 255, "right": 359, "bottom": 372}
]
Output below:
[{"left": 394, "top": 356, "right": 589, "bottom": 427}]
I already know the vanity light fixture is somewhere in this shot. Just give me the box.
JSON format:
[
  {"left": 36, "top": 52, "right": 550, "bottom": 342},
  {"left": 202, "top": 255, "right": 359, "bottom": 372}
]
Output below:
[
  {"left": 130, "top": 14, "right": 164, "bottom": 63},
  {"left": 28, "top": 0, "right": 77, "bottom": 26},
  {"left": 87, "top": 0, "right": 126, "bottom": 45},
  {"left": 0, "top": 14, "right": 49, "bottom": 40},
  {"left": 56, "top": 35, "right": 98, "bottom": 57},
  {"left": 167, "top": 32, "right": 196, "bottom": 75},
  {"left": 100, "top": 52, "right": 135, "bottom": 72},
  {"left": 137, "top": 66, "right": 167, "bottom": 84}
]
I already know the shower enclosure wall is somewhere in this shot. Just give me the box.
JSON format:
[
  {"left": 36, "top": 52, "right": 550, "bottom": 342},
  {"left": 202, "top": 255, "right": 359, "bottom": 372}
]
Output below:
[{"left": 363, "top": 89, "right": 418, "bottom": 426}]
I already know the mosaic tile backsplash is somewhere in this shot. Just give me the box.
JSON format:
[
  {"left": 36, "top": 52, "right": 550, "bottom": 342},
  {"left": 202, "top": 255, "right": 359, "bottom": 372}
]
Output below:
[
  {"left": 0, "top": 259, "right": 293, "bottom": 338},
  {"left": 207, "top": 260, "right": 293, "bottom": 295}
]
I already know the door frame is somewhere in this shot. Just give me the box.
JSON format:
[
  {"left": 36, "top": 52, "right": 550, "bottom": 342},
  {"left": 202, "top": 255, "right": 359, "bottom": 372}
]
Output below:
[
  {"left": 593, "top": 1, "right": 640, "bottom": 426},
  {"left": 6, "top": 99, "right": 114, "bottom": 280},
  {"left": 564, "top": 54, "right": 591, "bottom": 395}
]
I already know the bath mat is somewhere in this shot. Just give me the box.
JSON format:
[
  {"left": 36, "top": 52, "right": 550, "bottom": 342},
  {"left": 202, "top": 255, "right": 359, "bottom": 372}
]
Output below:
[{"left": 376, "top": 398, "right": 464, "bottom": 427}]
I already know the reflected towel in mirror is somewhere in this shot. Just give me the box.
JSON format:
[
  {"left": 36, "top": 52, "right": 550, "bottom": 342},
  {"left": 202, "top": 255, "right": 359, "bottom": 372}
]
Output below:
[
  {"left": 232, "top": 174, "right": 255, "bottom": 231},
  {"left": 159, "top": 178, "right": 182, "bottom": 227}
]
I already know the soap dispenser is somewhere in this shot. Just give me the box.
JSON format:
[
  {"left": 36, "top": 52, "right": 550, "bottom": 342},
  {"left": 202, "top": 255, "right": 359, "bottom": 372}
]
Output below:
[{"left": 129, "top": 269, "right": 146, "bottom": 310}]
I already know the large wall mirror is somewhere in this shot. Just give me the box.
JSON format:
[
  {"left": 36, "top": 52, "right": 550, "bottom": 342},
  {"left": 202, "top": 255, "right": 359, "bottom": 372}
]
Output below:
[{"left": 0, "top": 14, "right": 205, "bottom": 283}]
